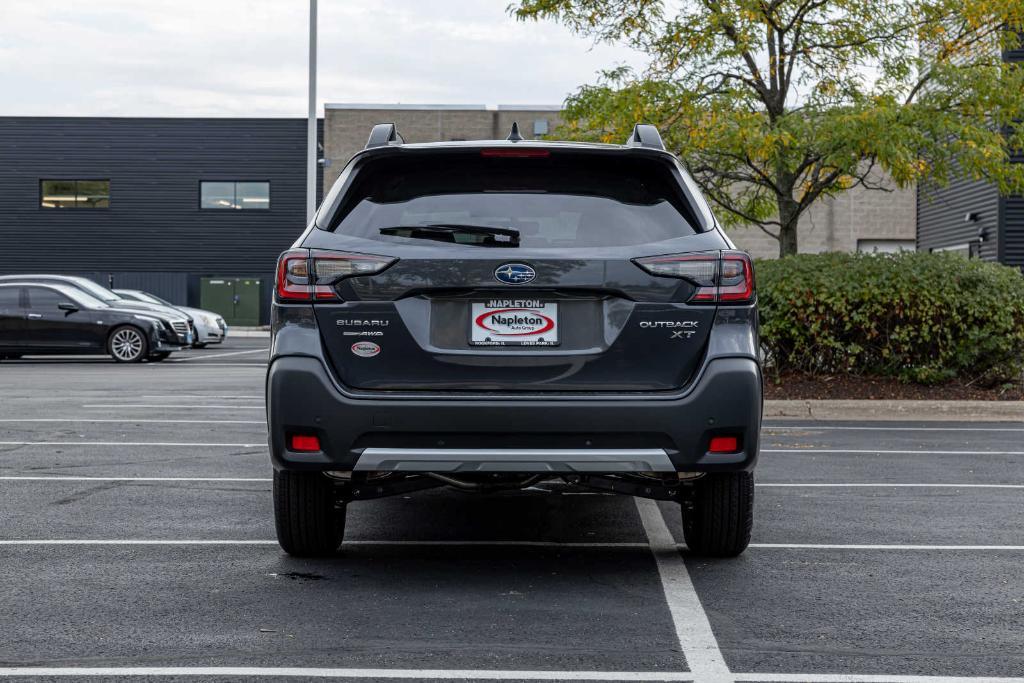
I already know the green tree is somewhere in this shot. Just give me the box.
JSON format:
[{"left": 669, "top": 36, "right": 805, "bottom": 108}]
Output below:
[{"left": 513, "top": 0, "right": 1024, "bottom": 256}]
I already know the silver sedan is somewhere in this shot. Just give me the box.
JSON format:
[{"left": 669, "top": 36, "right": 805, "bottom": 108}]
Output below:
[{"left": 114, "top": 289, "right": 227, "bottom": 348}]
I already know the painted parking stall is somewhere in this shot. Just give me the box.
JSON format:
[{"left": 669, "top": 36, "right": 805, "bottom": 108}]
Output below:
[{"left": 1, "top": 354, "right": 1023, "bottom": 680}]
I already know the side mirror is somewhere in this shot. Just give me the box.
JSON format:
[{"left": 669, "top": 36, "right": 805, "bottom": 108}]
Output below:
[{"left": 58, "top": 302, "right": 79, "bottom": 313}]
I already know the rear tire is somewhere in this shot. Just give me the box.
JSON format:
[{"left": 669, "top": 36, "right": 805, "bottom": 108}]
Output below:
[
  {"left": 108, "top": 326, "right": 148, "bottom": 363},
  {"left": 192, "top": 342, "right": 208, "bottom": 349},
  {"left": 274, "top": 470, "right": 346, "bottom": 557},
  {"left": 682, "top": 472, "right": 754, "bottom": 557}
]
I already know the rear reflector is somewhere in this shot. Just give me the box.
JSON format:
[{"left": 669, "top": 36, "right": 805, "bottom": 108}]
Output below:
[
  {"left": 633, "top": 250, "right": 754, "bottom": 304},
  {"left": 480, "top": 148, "right": 551, "bottom": 158},
  {"left": 708, "top": 436, "right": 740, "bottom": 453},
  {"left": 275, "top": 248, "right": 397, "bottom": 302},
  {"left": 289, "top": 434, "right": 321, "bottom": 452}
]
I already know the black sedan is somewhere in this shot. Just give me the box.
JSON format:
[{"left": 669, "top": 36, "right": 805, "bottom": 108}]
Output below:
[{"left": 0, "top": 282, "right": 189, "bottom": 363}]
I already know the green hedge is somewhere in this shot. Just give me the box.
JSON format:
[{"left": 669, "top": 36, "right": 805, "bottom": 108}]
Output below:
[{"left": 757, "top": 252, "right": 1024, "bottom": 384}]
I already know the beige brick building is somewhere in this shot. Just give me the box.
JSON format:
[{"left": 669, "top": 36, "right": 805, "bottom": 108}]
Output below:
[
  {"left": 322, "top": 104, "right": 915, "bottom": 257},
  {"left": 322, "top": 103, "right": 562, "bottom": 191},
  {"left": 726, "top": 167, "right": 917, "bottom": 258}
]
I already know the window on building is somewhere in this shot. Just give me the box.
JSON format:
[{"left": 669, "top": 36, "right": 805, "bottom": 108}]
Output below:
[
  {"left": 930, "top": 243, "right": 972, "bottom": 257},
  {"left": 856, "top": 239, "right": 916, "bottom": 254},
  {"left": 200, "top": 181, "right": 270, "bottom": 210},
  {"left": 40, "top": 180, "right": 110, "bottom": 209}
]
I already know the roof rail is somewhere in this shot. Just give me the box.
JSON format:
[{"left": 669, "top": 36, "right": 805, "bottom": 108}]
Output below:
[
  {"left": 625, "top": 124, "right": 665, "bottom": 151},
  {"left": 365, "top": 123, "right": 405, "bottom": 149}
]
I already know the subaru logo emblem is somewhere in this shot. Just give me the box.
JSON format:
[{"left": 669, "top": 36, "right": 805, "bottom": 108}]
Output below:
[{"left": 494, "top": 263, "right": 536, "bottom": 285}]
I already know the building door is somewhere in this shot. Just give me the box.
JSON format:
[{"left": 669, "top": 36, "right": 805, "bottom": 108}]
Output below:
[{"left": 200, "top": 278, "right": 261, "bottom": 326}]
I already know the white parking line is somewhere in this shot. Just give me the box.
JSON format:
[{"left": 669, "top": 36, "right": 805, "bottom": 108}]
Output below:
[
  {"left": 0, "top": 668, "right": 694, "bottom": 680},
  {"left": 349, "top": 540, "right": 648, "bottom": 548},
  {"left": 0, "top": 540, "right": 278, "bottom": 545},
  {"left": 140, "top": 395, "right": 263, "bottom": 399},
  {"left": 634, "top": 497, "right": 731, "bottom": 680},
  {"left": 762, "top": 449, "right": 1024, "bottom": 455},
  {"left": 0, "top": 441, "right": 263, "bottom": 447},
  {"left": 0, "top": 669, "right": 1016, "bottom": 682},
  {"left": 167, "top": 349, "right": 268, "bottom": 362},
  {"left": 0, "top": 419, "right": 265, "bottom": 425},
  {"left": 758, "top": 483, "right": 1024, "bottom": 489},
  {"left": 765, "top": 425, "right": 1024, "bottom": 432},
  {"left": 3, "top": 539, "right": 1024, "bottom": 551},
  {"left": 748, "top": 543, "right": 1024, "bottom": 551},
  {"left": 0, "top": 540, "right": 645, "bottom": 547},
  {"left": 0, "top": 476, "right": 270, "bottom": 482},
  {"left": 81, "top": 404, "right": 263, "bottom": 410},
  {"left": 736, "top": 675, "right": 1024, "bottom": 682},
  {"left": 153, "top": 363, "right": 267, "bottom": 367},
  {"left": 2, "top": 473, "right": 1015, "bottom": 489}
]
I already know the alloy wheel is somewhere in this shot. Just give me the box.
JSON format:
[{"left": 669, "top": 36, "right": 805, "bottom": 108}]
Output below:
[{"left": 110, "top": 328, "right": 144, "bottom": 362}]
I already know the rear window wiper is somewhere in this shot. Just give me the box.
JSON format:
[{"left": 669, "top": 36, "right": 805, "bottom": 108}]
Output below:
[{"left": 379, "top": 224, "right": 520, "bottom": 247}]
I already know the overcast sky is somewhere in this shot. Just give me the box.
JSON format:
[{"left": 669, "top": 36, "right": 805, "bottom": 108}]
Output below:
[{"left": 0, "top": 0, "right": 646, "bottom": 117}]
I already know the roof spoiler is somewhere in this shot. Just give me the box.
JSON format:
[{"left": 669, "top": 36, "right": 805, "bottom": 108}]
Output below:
[
  {"left": 365, "top": 123, "right": 405, "bottom": 149},
  {"left": 625, "top": 124, "right": 665, "bottom": 151}
]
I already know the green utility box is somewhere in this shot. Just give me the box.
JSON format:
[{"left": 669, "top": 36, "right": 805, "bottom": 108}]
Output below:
[{"left": 200, "top": 277, "right": 261, "bottom": 326}]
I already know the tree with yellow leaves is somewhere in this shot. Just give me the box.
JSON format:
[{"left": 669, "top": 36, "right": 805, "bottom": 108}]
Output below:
[{"left": 513, "top": 0, "right": 1024, "bottom": 256}]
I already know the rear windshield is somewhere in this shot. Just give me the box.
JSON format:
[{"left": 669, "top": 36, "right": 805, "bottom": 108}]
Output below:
[{"left": 327, "top": 152, "right": 702, "bottom": 248}]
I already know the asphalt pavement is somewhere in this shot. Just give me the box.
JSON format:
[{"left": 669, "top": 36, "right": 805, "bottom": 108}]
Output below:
[{"left": 0, "top": 339, "right": 1022, "bottom": 682}]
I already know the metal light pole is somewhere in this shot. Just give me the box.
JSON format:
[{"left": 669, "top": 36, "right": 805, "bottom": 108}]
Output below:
[{"left": 306, "top": 0, "right": 318, "bottom": 225}]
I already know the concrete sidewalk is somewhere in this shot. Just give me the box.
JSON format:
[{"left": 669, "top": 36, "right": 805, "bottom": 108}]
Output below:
[{"left": 765, "top": 399, "right": 1024, "bottom": 422}]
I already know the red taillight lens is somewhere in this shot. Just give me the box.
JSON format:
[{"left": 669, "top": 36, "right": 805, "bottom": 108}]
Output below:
[
  {"left": 718, "top": 252, "right": 754, "bottom": 302},
  {"left": 633, "top": 250, "right": 754, "bottom": 304},
  {"left": 708, "top": 436, "right": 739, "bottom": 453},
  {"left": 289, "top": 434, "right": 321, "bottom": 452},
  {"left": 275, "top": 249, "right": 396, "bottom": 302},
  {"left": 480, "top": 148, "right": 551, "bottom": 158},
  {"left": 276, "top": 249, "right": 312, "bottom": 301}
]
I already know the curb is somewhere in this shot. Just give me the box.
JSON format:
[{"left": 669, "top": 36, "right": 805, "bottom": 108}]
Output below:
[{"left": 765, "top": 399, "right": 1024, "bottom": 422}]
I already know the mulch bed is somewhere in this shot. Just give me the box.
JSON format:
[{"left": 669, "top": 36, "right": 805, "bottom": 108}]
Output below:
[{"left": 764, "top": 372, "right": 1024, "bottom": 401}]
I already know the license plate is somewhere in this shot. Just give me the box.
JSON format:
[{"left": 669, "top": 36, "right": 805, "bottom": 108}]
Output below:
[{"left": 470, "top": 300, "right": 559, "bottom": 346}]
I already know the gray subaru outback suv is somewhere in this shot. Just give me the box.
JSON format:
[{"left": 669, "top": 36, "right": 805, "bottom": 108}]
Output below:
[{"left": 267, "top": 123, "right": 761, "bottom": 557}]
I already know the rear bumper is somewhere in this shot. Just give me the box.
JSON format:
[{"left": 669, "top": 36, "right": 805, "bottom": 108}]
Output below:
[{"left": 266, "top": 355, "right": 762, "bottom": 474}]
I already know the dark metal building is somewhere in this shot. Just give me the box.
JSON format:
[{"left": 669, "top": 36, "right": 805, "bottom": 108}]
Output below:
[
  {"left": 916, "top": 42, "right": 1024, "bottom": 268},
  {"left": 0, "top": 117, "right": 322, "bottom": 325}
]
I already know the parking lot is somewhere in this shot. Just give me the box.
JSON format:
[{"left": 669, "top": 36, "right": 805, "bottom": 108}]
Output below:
[{"left": 0, "top": 338, "right": 1022, "bottom": 682}]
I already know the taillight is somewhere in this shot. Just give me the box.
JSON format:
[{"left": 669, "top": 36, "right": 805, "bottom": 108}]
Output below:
[
  {"left": 276, "top": 249, "right": 311, "bottom": 301},
  {"left": 633, "top": 250, "right": 754, "bottom": 304},
  {"left": 718, "top": 252, "right": 754, "bottom": 302},
  {"left": 311, "top": 250, "right": 397, "bottom": 300},
  {"left": 275, "top": 249, "right": 396, "bottom": 302}
]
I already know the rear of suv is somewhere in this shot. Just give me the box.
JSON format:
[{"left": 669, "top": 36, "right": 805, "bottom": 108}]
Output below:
[{"left": 267, "top": 123, "right": 761, "bottom": 557}]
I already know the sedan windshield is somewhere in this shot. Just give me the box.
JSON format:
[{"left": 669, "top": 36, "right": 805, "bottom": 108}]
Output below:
[{"left": 71, "top": 278, "right": 122, "bottom": 303}]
